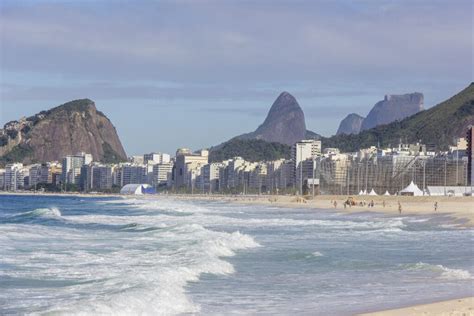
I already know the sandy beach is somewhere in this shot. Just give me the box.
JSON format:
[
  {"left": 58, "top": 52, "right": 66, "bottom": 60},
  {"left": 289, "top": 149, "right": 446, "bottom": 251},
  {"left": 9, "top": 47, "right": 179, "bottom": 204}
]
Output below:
[
  {"left": 359, "top": 297, "right": 474, "bottom": 316},
  {"left": 172, "top": 193, "right": 474, "bottom": 227}
]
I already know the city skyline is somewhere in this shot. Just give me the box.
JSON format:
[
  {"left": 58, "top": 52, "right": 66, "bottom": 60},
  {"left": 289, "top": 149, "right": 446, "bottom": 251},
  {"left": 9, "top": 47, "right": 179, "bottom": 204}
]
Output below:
[{"left": 1, "top": 0, "right": 473, "bottom": 155}]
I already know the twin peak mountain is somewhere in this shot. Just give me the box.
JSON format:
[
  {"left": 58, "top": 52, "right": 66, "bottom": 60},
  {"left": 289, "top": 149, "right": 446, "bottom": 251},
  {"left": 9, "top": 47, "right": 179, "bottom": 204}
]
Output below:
[{"left": 230, "top": 91, "right": 424, "bottom": 145}]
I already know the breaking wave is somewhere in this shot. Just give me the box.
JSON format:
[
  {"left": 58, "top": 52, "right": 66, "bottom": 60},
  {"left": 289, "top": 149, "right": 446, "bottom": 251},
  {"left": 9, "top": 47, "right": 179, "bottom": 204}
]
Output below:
[{"left": 403, "top": 262, "right": 472, "bottom": 280}]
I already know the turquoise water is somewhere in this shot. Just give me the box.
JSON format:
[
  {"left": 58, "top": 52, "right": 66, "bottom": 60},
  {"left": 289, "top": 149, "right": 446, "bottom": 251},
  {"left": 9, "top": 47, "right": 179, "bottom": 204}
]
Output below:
[{"left": 0, "top": 195, "right": 473, "bottom": 315}]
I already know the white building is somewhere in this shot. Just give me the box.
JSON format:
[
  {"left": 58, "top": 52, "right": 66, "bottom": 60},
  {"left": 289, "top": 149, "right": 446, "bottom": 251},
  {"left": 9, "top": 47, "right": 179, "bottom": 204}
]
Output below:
[
  {"left": 201, "top": 162, "right": 223, "bottom": 193},
  {"left": 292, "top": 140, "right": 321, "bottom": 194},
  {"left": 5, "top": 163, "right": 24, "bottom": 191},
  {"left": 144, "top": 152, "right": 171, "bottom": 164},
  {"left": 0, "top": 169, "right": 5, "bottom": 190},
  {"left": 153, "top": 162, "right": 174, "bottom": 188},
  {"left": 62, "top": 153, "right": 91, "bottom": 185}
]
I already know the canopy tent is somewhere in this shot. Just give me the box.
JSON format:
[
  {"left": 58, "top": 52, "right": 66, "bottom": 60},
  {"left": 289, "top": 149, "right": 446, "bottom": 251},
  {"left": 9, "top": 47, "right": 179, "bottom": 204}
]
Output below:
[
  {"left": 120, "top": 184, "right": 156, "bottom": 195},
  {"left": 399, "top": 181, "right": 423, "bottom": 196},
  {"left": 384, "top": 191, "right": 391, "bottom": 196},
  {"left": 368, "top": 189, "right": 378, "bottom": 196},
  {"left": 358, "top": 190, "right": 365, "bottom": 195}
]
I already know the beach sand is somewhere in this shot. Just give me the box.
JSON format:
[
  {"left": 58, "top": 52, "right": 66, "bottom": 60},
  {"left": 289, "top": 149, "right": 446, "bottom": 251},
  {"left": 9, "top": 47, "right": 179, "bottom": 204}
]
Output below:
[
  {"left": 359, "top": 297, "right": 474, "bottom": 316},
  {"left": 173, "top": 194, "right": 474, "bottom": 227}
]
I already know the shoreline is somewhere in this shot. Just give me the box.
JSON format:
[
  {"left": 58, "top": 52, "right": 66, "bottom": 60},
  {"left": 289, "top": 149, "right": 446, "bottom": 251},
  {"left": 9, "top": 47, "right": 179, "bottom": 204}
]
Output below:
[
  {"left": 170, "top": 193, "right": 474, "bottom": 227},
  {"left": 358, "top": 297, "right": 474, "bottom": 316},
  {"left": 2, "top": 191, "right": 473, "bottom": 226}
]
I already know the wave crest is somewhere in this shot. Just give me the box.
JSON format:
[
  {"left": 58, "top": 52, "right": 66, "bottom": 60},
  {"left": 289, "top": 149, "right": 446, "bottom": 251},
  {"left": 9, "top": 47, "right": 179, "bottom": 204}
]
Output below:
[{"left": 404, "top": 262, "right": 472, "bottom": 280}]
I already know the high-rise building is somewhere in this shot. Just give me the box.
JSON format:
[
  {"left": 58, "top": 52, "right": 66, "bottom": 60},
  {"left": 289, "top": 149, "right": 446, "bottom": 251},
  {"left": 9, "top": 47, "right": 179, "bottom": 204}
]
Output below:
[
  {"left": 292, "top": 140, "right": 322, "bottom": 194},
  {"left": 29, "top": 164, "right": 50, "bottom": 188},
  {"left": 201, "top": 163, "right": 223, "bottom": 193},
  {"left": 467, "top": 126, "right": 474, "bottom": 185},
  {"left": 144, "top": 152, "right": 171, "bottom": 165},
  {"left": 5, "top": 163, "right": 24, "bottom": 191},
  {"left": 62, "top": 153, "right": 92, "bottom": 185},
  {"left": 121, "top": 165, "right": 147, "bottom": 186},
  {"left": 0, "top": 169, "right": 5, "bottom": 190},
  {"left": 153, "top": 163, "right": 174, "bottom": 188},
  {"left": 174, "top": 149, "right": 209, "bottom": 189}
]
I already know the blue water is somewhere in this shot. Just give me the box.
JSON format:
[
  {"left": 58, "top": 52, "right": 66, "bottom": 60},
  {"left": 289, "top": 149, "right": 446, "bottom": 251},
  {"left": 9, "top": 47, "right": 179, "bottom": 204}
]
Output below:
[{"left": 0, "top": 195, "right": 473, "bottom": 315}]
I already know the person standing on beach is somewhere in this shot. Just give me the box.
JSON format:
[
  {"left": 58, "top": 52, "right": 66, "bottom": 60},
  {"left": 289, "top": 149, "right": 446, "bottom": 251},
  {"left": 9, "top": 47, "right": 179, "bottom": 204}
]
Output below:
[
  {"left": 333, "top": 200, "right": 337, "bottom": 208},
  {"left": 398, "top": 202, "right": 402, "bottom": 214},
  {"left": 434, "top": 202, "right": 438, "bottom": 212}
]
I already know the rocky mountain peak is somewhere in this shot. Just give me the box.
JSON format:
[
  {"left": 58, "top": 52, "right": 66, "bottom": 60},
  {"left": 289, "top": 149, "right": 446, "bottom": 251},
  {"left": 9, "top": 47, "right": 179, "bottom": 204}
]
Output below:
[
  {"left": 336, "top": 113, "right": 365, "bottom": 135},
  {"left": 0, "top": 99, "right": 127, "bottom": 165},
  {"left": 360, "top": 92, "right": 424, "bottom": 131},
  {"left": 252, "top": 91, "right": 307, "bottom": 145}
]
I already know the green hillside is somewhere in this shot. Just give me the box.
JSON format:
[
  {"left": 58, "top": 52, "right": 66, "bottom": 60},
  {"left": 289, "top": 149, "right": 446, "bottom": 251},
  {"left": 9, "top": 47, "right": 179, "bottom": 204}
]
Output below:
[
  {"left": 209, "top": 139, "right": 291, "bottom": 162},
  {"left": 322, "top": 83, "right": 474, "bottom": 152}
]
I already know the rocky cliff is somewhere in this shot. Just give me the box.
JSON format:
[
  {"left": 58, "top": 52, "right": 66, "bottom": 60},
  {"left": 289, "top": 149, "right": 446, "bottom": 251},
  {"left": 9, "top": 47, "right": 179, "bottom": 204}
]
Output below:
[
  {"left": 322, "top": 83, "right": 474, "bottom": 152},
  {"left": 210, "top": 91, "right": 319, "bottom": 162},
  {"left": 0, "top": 99, "right": 127, "bottom": 165},
  {"left": 360, "top": 93, "right": 424, "bottom": 131},
  {"left": 336, "top": 113, "right": 365, "bottom": 135},
  {"left": 236, "top": 92, "right": 308, "bottom": 145}
]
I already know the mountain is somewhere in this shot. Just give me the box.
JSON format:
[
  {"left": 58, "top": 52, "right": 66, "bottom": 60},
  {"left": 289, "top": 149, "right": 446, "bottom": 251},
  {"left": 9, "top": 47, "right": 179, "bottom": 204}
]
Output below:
[
  {"left": 360, "top": 93, "right": 424, "bottom": 131},
  {"left": 235, "top": 91, "right": 319, "bottom": 145},
  {"left": 209, "top": 92, "right": 320, "bottom": 162},
  {"left": 0, "top": 99, "right": 127, "bottom": 165},
  {"left": 322, "top": 83, "right": 474, "bottom": 152},
  {"left": 336, "top": 113, "right": 365, "bottom": 135}
]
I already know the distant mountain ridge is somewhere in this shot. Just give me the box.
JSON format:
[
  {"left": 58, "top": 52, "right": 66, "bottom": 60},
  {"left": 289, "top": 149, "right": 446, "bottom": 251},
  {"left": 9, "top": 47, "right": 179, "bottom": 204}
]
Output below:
[
  {"left": 324, "top": 83, "right": 474, "bottom": 152},
  {"left": 0, "top": 99, "right": 127, "bottom": 165},
  {"left": 336, "top": 92, "right": 424, "bottom": 135}
]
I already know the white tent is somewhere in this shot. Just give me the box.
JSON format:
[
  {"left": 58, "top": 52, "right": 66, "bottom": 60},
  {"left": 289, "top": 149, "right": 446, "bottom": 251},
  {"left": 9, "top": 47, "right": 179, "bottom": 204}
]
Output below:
[
  {"left": 384, "top": 190, "right": 391, "bottom": 196},
  {"left": 399, "top": 181, "right": 423, "bottom": 196},
  {"left": 120, "top": 184, "right": 155, "bottom": 195},
  {"left": 368, "top": 189, "right": 378, "bottom": 196},
  {"left": 358, "top": 190, "right": 365, "bottom": 195}
]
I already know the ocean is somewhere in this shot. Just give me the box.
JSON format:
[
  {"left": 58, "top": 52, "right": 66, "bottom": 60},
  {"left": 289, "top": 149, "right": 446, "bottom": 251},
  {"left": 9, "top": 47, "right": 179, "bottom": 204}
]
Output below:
[{"left": 0, "top": 195, "right": 473, "bottom": 315}]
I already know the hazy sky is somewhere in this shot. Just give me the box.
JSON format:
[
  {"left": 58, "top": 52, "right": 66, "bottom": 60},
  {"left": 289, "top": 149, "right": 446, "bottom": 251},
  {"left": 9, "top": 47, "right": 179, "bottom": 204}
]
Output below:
[{"left": 1, "top": 0, "right": 472, "bottom": 155}]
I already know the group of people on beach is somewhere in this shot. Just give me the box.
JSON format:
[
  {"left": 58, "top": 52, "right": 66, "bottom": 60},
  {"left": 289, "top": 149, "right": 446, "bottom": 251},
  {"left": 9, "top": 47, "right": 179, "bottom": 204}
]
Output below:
[{"left": 334, "top": 198, "right": 440, "bottom": 215}]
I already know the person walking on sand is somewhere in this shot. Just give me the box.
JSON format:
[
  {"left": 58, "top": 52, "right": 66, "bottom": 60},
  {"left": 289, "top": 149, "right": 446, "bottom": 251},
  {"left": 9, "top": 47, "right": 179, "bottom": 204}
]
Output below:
[
  {"left": 434, "top": 202, "right": 438, "bottom": 212},
  {"left": 333, "top": 200, "right": 337, "bottom": 208},
  {"left": 398, "top": 202, "right": 402, "bottom": 214},
  {"left": 382, "top": 200, "right": 386, "bottom": 208}
]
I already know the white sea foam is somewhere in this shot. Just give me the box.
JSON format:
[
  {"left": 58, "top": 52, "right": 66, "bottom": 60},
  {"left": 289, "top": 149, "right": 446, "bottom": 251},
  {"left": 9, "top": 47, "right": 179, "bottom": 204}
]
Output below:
[
  {"left": 312, "top": 251, "right": 324, "bottom": 257},
  {"left": 405, "top": 262, "right": 472, "bottom": 280},
  {"left": 13, "top": 207, "right": 62, "bottom": 219}
]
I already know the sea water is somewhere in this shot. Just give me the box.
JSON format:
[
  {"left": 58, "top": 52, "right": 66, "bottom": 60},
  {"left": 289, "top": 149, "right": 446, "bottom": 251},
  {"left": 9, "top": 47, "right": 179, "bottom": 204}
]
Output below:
[{"left": 0, "top": 195, "right": 472, "bottom": 315}]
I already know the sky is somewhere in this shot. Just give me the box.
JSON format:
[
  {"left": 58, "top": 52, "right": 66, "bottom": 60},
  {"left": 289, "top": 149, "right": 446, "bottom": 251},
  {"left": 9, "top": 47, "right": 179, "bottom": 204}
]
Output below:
[{"left": 0, "top": 0, "right": 472, "bottom": 156}]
